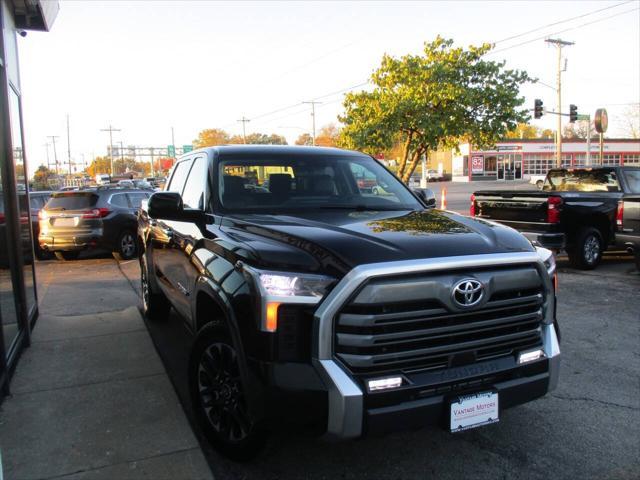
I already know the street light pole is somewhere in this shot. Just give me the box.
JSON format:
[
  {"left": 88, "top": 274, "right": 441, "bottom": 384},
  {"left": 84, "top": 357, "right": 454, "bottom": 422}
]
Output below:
[{"left": 545, "top": 38, "right": 574, "bottom": 168}]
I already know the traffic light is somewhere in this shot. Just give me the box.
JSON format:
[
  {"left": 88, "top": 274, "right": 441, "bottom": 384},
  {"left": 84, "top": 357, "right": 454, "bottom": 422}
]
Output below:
[
  {"left": 534, "top": 99, "right": 544, "bottom": 119},
  {"left": 569, "top": 104, "right": 578, "bottom": 123}
]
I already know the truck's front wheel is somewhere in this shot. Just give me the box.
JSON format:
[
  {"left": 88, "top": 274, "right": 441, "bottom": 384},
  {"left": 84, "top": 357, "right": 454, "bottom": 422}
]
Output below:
[
  {"left": 568, "top": 227, "right": 603, "bottom": 270},
  {"left": 189, "top": 326, "right": 266, "bottom": 461}
]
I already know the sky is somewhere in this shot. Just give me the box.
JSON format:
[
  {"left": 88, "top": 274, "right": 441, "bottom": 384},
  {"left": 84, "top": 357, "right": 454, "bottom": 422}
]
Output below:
[{"left": 16, "top": 0, "right": 640, "bottom": 172}]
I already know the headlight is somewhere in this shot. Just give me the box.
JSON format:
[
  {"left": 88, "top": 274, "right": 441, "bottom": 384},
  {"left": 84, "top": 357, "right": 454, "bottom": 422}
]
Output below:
[
  {"left": 259, "top": 272, "right": 335, "bottom": 298},
  {"left": 243, "top": 266, "right": 336, "bottom": 332},
  {"left": 536, "top": 247, "right": 556, "bottom": 276}
]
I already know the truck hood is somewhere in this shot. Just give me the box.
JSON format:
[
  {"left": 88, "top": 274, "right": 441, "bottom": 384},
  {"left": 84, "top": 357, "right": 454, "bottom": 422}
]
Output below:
[{"left": 220, "top": 209, "right": 535, "bottom": 276}]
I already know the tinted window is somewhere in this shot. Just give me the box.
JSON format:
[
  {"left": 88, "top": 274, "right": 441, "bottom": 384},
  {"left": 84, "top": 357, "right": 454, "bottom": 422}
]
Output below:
[
  {"left": 110, "top": 193, "right": 129, "bottom": 208},
  {"left": 128, "top": 192, "right": 150, "bottom": 208},
  {"left": 45, "top": 193, "right": 99, "bottom": 210},
  {"left": 218, "top": 155, "right": 420, "bottom": 212},
  {"left": 182, "top": 156, "right": 208, "bottom": 209},
  {"left": 167, "top": 159, "right": 193, "bottom": 194},
  {"left": 624, "top": 170, "right": 640, "bottom": 193},
  {"left": 543, "top": 169, "right": 621, "bottom": 192}
]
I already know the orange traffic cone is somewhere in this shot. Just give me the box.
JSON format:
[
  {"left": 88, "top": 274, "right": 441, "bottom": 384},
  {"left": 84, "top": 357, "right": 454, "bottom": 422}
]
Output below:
[{"left": 440, "top": 187, "right": 447, "bottom": 210}]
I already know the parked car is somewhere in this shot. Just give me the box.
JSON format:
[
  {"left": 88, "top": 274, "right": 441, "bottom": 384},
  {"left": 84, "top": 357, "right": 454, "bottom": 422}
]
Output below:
[
  {"left": 39, "top": 187, "right": 151, "bottom": 261},
  {"left": 427, "top": 169, "right": 444, "bottom": 182},
  {"left": 28, "top": 191, "right": 52, "bottom": 259},
  {"left": 95, "top": 174, "right": 110, "bottom": 185},
  {"left": 529, "top": 174, "right": 546, "bottom": 189},
  {"left": 139, "top": 145, "right": 560, "bottom": 460},
  {"left": 472, "top": 166, "right": 640, "bottom": 269}
]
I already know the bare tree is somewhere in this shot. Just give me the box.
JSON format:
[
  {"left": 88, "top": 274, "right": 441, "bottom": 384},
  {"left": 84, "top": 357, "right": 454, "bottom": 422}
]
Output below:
[{"left": 619, "top": 103, "right": 640, "bottom": 139}]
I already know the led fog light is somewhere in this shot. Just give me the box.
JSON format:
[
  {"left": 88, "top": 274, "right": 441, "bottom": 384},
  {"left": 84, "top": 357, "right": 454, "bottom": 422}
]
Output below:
[
  {"left": 367, "top": 376, "right": 403, "bottom": 392},
  {"left": 518, "top": 349, "right": 545, "bottom": 365}
]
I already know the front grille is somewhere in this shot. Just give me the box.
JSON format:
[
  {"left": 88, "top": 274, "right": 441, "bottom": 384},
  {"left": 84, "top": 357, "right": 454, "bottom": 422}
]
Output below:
[{"left": 334, "top": 265, "right": 545, "bottom": 375}]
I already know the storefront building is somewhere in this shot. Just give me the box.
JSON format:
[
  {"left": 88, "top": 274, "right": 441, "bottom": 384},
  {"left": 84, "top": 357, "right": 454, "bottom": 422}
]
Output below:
[
  {"left": 451, "top": 139, "right": 640, "bottom": 182},
  {"left": 0, "top": 0, "right": 57, "bottom": 397}
]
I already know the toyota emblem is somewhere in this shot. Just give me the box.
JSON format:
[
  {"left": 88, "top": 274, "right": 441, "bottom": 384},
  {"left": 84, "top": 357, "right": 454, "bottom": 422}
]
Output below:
[{"left": 452, "top": 279, "right": 484, "bottom": 308}]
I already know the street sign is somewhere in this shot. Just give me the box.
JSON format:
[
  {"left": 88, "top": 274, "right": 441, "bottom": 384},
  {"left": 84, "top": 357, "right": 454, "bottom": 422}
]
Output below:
[
  {"left": 594, "top": 109, "right": 608, "bottom": 133},
  {"left": 167, "top": 145, "right": 176, "bottom": 157},
  {"left": 183, "top": 145, "right": 193, "bottom": 153},
  {"left": 576, "top": 114, "right": 589, "bottom": 121}
]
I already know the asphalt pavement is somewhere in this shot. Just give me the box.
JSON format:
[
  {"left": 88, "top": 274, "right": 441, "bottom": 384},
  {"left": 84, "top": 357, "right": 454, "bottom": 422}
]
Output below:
[
  {"left": 2, "top": 242, "right": 638, "bottom": 480},
  {"left": 117, "top": 251, "right": 640, "bottom": 480}
]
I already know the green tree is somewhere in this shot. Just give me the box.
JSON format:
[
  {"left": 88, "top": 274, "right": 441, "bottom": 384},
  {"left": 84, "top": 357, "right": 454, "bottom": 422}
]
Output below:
[
  {"left": 339, "top": 36, "right": 533, "bottom": 182},
  {"left": 295, "top": 133, "right": 313, "bottom": 146},
  {"left": 194, "top": 128, "right": 230, "bottom": 148},
  {"left": 32, "top": 165, "right": 56, "bottom": 190},
  {"left": 245, "top": 133, "right": 288, "bottom": 145}
]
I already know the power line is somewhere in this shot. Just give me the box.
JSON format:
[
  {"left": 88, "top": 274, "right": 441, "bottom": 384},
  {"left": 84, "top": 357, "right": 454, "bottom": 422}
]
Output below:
[
  {"left": 492, "top": 0, "right": 634, "bottom": 45},
  {"left": 490, "top": 6, "right": 639, "bottom": 56}
]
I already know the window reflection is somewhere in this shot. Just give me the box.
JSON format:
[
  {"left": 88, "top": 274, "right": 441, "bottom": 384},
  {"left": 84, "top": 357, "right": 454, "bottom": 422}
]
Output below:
[{"left": 8, "top": 87, "right": 37, "bottom": 319}]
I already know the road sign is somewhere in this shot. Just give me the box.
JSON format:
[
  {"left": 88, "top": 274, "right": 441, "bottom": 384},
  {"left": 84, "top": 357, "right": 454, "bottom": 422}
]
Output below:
[
  {"left": 183, "top": 145, "right": 193, "bottom": 153},
  {"left": 167, "top": 145, "right": 176, "bottom": 157},
  {"left": 594, "top": 109, "right": 608, "bottom": 133},
  {"left": 576, "top": 114, "right": 589, "bottom": 121}
]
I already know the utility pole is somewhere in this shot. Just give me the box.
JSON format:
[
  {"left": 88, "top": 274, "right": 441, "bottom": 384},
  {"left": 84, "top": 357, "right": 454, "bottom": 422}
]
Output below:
[
  {"left": 237, "top": 117, "right": 250, "bottom": 143},
  {"left": 100, "top": 124, "right": 121, "bottom": 176},
  {"left": 48, "top": 135, "right": 60, "bottom": 175},
  {"left": 43, "top": 142, "right": 50, "bottom": 170},
  {"left": 545, "top": 38, "right": 574, "bottom": 168},
  {"left": 302, "top": 101, "right": 322, "bottom": 146},
  {"left": 66, "top": 114, "right": 72, "bottom": 175}
]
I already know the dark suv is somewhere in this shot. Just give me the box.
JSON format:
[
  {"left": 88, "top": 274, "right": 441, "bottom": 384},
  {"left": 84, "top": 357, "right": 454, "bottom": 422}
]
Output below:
[
  {"left": 39, "top": 187, "right": 151, "bottom": 261},
  {"left": 138, "top": 146, "right": 560, "bottom": 460}
]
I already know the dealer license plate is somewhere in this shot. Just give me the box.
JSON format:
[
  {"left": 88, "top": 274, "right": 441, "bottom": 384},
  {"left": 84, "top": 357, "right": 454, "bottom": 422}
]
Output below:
[{"left": 450, "top": 391, "right": 499, "bottom": 432}]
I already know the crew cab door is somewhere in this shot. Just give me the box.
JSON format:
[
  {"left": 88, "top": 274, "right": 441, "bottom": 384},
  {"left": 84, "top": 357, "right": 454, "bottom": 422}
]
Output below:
[
  {"left": 163, "top": 154, "right": 210, "bottom": 321},
  {"left": 151, "top": 157, "right": 193, "bottom": 309}
]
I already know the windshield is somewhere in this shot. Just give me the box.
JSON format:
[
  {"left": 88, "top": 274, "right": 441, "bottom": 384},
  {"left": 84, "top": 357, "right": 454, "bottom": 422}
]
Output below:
[
  {"left": 218, "top": 155, "right": 421, "bottom": 212},
  {"left": 542, "top": 169, "right": 621, "bottom": 192}
]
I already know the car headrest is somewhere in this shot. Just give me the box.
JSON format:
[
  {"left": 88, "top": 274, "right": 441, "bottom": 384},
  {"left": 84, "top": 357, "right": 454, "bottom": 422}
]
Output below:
[
  {"left": 223, "top": 175, "right": 245, "bottom": 197},
  {"left": 311, "top": 175, "right": 337, "bottom": 195},
  {"left": 269, "top": 174, "right": 292, "bottom": 196}
]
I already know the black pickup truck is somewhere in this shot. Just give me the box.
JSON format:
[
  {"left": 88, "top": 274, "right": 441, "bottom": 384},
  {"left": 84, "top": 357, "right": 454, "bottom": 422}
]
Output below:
[
  {"left": 138, "top": 145, "right": 560, "bottom": 459},
  {"left": 472, "top": 166, "right": 640, "bottom": 269}
]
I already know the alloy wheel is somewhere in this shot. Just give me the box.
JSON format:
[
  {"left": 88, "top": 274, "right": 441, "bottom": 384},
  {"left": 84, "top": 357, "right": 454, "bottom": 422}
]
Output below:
[
  {"left": 197, "top": 342, "right": 250, "bottom": 443},
  {"left": 583, "top": 235, "right": 600, "bottom": 264},
  {"left": 121, "top": 233, "right": 136, "bottom": 258}
]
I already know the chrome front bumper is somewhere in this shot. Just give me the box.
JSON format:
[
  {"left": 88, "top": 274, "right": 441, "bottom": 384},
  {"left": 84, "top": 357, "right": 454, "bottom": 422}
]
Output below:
[{"left": 311, "top": 251, "right": 561, "bottom": 439}]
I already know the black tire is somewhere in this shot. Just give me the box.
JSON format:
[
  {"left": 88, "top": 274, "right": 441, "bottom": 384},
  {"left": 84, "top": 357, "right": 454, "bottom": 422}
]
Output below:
[
  {"left": 54, "top": 251, "right": 80, "bottom": 261},
  {"left": 140, "top": 253, "right": 170, "bottom": 322},
  {"left": 189, "top": 325, "right": 267, "bottom": 461},
  {"left": 113, "top": 230, "right": 137, "bottom": 261},
  {"left": 536, "top": 180, "right": 544, "bottom": 189},
  {"left": 567, "top": 227, "right": 603, "bottom": 270}
]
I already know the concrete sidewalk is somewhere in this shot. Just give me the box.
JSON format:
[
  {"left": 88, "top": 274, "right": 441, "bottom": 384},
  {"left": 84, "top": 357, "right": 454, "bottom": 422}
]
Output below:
[{"left": 0, "top": 258, "right": 213, "bottom": 480}]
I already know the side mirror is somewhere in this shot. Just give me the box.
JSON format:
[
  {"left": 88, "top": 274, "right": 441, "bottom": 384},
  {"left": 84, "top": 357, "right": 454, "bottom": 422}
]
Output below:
[
  {"left": 412, "top": 188, "right": 437, "bottom": 208},
  {"left": 148, "top": 191, "right": 183, "bottom": 219}
]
